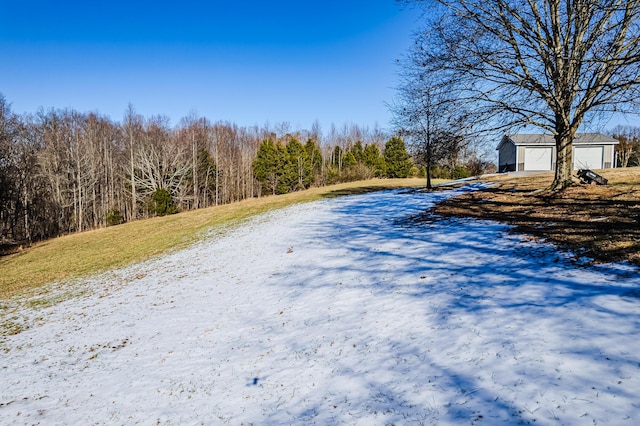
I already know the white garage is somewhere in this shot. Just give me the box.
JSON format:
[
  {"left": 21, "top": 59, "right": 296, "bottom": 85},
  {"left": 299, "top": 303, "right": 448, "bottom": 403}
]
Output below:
[
  {"left": 524, "top": 147, "right": 553, "bottom": 171},
  {"left": 574, "top": 146, "right": 603, "bottom": 169},
  {"left": 497, "top": 133, "right": 618, "bottom": 172}
]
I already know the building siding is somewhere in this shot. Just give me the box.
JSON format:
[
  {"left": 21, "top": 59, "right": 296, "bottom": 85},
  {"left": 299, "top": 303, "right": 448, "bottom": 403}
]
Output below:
[
  {"left": 498, "top": 141, "right": 517, "bottom": 172},
  {"left": 497, "top": 133, "right": 618, "bottom": 173},
  {"left": 517, "top": 146, "right": 525, "bottom": 171},
  {"left": 604, "top": 145, "right": 613, "bottom": 168}
]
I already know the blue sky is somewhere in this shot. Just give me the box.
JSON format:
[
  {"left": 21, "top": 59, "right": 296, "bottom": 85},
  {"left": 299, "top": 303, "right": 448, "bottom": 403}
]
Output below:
[{"left": 0, "top": 1, "right": 421, "bottom": 130}]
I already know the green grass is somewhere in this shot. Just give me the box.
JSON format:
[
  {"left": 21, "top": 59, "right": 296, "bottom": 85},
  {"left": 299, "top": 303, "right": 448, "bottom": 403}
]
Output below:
[{"left": 0, "top": 178, "right": 436, "bottom": 299}]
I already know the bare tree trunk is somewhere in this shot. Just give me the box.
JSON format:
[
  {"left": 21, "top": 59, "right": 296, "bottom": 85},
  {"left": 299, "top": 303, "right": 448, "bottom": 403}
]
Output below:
[
  {"left": 553, "top": 120, "right": 577, "bottom": 190},
  {"left": 425, "top": 142, "right": 433, "bottom": 190},
  {"left": 22, "top": 181, "right": 30, "bottom": 244},
  {"left": 215, "top": 167, "right": 220, "bottom": 205},
  {"left": 129, "top": 137, "right": 136, "bottom": 219},
  {"left": 124, "top": 105, "right": 140, "bottom": 221},
  {"left": 192, "top": 131, "right": 199, "bottom": 209}
]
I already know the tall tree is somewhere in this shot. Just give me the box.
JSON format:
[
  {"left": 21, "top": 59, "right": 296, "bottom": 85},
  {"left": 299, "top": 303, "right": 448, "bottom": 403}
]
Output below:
[
  {"left": 123, "top": 105, "right": 143, "bottom": 220},
  {"left": 384, "top": 136, "right": 413, "bottom": 178},
  {"left": 0, "top": 94, "right": 15, "bottom": 240},
  {"left": 133, "top": 115, "right": 190, "bottom": 215},
  {"left": 178, "top": 114, "right": 212, "bottom": 209},
  {"left": 351, "top": 140, "right": 365, "bottom": 164},
  {"left": 253, "top": 139, "right": 282, "bottom": 195},
  {"left": 363, "top": 143, "right": 387, "bottom": 177},
  {"left": 404, "top": 0, "right": 640, "bottom": 189},
  {"left": 390, "top": 60, "right": 469, "bottom": 189},
  {"left": 305, "top": 138, "right": 323, "bottom": 182},
  {"left": 285, "top": 138, "right": 312, "bottom": 191}
]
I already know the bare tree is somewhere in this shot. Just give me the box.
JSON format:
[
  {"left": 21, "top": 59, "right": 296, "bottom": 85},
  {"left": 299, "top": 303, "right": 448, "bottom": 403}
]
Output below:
[
  {"left": 369, "top": 122, "right": 388, "bottom": 148},
  {"left": 0, "top": 95, "right": 16, "bottom": 242},
  {"left": 133, "top": 116, "right": 191, "bottom": 211},
  {"left": 123, "top": 104, "right": 143, "bottom": 220},
  {"left": 178, "top": 113, "right": 212, "bottom": 209},
  {"left": 610, "top": 124, "right": 640, "bottom": 167},
  {"left": 390, "top": 54, "right": 470, "bottom": 189},
  {"left": 404, "top": 0, "right": 640, "bottom": 189}
]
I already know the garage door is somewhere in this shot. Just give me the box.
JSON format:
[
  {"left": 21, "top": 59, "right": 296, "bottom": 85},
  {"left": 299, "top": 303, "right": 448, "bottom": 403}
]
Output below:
[
  {"left": 524, "top": 147, "right": 553, "bottom": 171},
  {"left": 574, "top": 146, "right": 603, "bottom": 169}
]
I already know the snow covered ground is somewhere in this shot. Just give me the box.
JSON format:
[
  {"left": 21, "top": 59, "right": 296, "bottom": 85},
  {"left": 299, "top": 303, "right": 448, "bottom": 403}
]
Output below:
[{"left": 1, "top": 183, "right": 639, "bottom": 425}]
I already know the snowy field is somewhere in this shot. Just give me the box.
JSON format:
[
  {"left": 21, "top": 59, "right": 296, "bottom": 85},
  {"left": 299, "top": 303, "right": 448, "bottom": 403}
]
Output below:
[{"left": 1, "top": 184, "right": 639, "bottom": 425}]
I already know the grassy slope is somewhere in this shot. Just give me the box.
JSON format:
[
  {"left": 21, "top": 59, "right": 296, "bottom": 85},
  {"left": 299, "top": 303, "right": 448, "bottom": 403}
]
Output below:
[{"left": 0, "top": 178, "right": 433, "bottom": 299}]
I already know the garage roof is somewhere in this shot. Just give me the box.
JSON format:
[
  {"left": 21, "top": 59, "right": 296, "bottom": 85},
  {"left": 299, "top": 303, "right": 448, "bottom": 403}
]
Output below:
[{"left": 497, "top": 133, "right": 618, "bottom": 150}]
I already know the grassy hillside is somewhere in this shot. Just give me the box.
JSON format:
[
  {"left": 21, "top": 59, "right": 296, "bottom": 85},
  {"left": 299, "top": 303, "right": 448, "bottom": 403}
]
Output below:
[{"left": 0, "top": 178, "right": 432, "bottom": 299}]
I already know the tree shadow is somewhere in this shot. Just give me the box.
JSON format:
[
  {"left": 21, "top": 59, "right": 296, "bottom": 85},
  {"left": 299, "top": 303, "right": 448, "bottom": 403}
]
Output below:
[
  {"left": 431, "top": 184, "right": 640, "bottom": 266},
  {"left": 257, "top": 187, "right": 640, "bottom": 424},
  {"left": 320, "top": 185, "right": 425, "bottom": 199}
]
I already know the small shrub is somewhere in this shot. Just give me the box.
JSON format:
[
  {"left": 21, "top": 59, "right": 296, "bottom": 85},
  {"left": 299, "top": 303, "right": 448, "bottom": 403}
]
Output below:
[
  {"left": 106, "top": 209, "right": 124, "bottom": 226},
  {"left": 326, "top": 166, "right": 340, "bottom": 185},
  {"left": 451, "top": 165, "right": 471, "bottom": 179},
  {"left": 430, "top": 165, "right": 450, "bottom": 179},
  {"left": 149, "top": 188, "right": 179, "bottom": 216}
]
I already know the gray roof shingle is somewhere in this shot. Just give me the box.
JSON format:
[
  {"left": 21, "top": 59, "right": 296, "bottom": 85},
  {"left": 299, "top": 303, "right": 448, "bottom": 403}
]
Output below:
[{"left": 498, "top": 133, "right": 618, "bottom": 149}]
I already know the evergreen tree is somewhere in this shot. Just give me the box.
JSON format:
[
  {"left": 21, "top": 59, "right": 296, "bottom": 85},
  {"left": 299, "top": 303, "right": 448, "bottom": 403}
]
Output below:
[
  {"left": 273, "top": 142, "right": 291, "bottom": 194},
  {"left": 285, "top": 138, "right": 312, "bottom": 191},
  {"left": 351, "top": 140, "right": 364, "bottom": 164},
  {"left": 363, "top": 144, "right": 386, "bottom": 177},
  {"left": 187, "top": 146, "right": 217, "bottom": 208},
  {"left": 253, "top": 139, "right": 282, "bottom": 195},
  {"left": 342, "top": 151, "right": 357, "bottom": 169},
  {"left": 304, "top": 139, "right": 323, "bottom": 178},
  {"left": 149, "top": 188, "right": 178, "bottom": 216},
  {"left": 384, "top": 137, "right": 413, "bottom": 178}
]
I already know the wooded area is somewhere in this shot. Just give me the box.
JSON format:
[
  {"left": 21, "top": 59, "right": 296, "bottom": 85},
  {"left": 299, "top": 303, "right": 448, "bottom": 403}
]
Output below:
[{"left": 0, "top": 94, "right": 442, "bottom": 249}]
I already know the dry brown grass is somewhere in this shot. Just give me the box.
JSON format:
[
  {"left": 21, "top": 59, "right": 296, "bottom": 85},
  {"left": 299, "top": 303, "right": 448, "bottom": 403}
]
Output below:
[
  {"left": 432, "top": 167, "right": 640, "bottom": 266},
  {"left": 0, "top": 178, "right": 434, "bottom": 300}
]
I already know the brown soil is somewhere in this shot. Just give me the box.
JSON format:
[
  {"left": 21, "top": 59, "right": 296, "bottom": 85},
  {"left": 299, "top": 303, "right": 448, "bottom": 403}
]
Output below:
[{"left": 430, "top": 168, "right": 640, "bottom": 266}]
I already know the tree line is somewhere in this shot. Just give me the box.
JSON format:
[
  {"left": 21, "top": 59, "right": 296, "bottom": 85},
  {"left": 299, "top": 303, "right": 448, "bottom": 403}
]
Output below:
[
  {"left": 252, "top": 136, "right": 417, "bottom": 195},
  {"left": 1, "top": 94, "right": 457, "bottom": 249},
  {"left": 610, "top": 125, "right": 640, "bottom": 168}
]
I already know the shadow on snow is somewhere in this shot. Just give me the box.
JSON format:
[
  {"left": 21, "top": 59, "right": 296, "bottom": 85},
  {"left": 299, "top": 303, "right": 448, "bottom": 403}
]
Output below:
[{"left": 261, "top": 185, "right": 640, "bottom": 424}]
